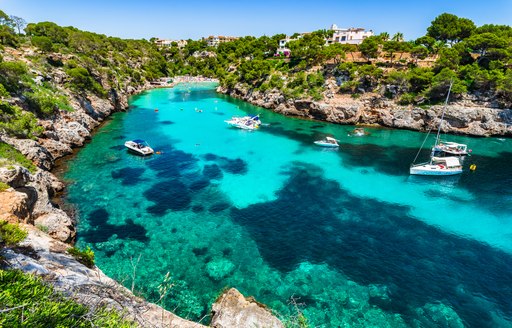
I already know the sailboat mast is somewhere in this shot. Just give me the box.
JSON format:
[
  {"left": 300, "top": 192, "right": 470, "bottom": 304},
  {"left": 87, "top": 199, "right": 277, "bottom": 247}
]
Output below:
[{"left": 434, "top": 80, "right": 454, "bottom": 147}]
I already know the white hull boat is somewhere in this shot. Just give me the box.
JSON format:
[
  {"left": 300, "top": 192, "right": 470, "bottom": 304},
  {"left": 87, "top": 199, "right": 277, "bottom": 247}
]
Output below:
[
  {"left": 225, "top": 115, "right": 261, "bottom": 130},
  {"left": 410, "top": 157, "right": 463, "bottom": 176},
  {"left": 125, "top": 139, "right": 154, "bottom": 156},
  {"left": 409, "top": 81, "right": 464, "bottom": 176},
  {"left": 432, "top": 141, "right": 470, "bottom": 156},
  {"left": 314, "top": 136, "right": 339, "bottom": 148}
]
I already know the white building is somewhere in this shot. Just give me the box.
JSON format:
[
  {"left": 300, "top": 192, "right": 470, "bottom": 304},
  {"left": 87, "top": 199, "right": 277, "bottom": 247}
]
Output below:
[
  {"left": 154, "top": 39, "right": 188, "bottom": 48},
  {"left": 328, "top": 24, "right": 373, "bottom": 45},
  {"left": 276, "top": 34, "right": 305, "bottom": 56},
  {"left": 203, "top": 35, "right": 239, "bottom": 47}
]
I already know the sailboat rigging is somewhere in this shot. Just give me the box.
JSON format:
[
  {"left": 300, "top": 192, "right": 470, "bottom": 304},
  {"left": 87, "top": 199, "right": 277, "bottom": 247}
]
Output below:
[{"left": 409, "top": 80, "right": 464, "bottom": 176}]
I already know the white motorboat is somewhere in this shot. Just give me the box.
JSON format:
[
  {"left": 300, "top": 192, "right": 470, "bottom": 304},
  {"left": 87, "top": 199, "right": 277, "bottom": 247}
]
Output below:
[
  {"left": 225, "top": 115, "right": 261, "bottom": 130},
  {"left": 124, "top": 139, "right": 154, "bottom": 156},
  {"left": 314, "top": 136, "right": 339, "bottom": 148},
  {"left": 410, "top": 156, "right": 463, "bottom": 176},
  {"left": 348, "top": 128, "right": 368, "bottom": 137},
  {"left": 410, "top": 80, "right": 463, "bottom": 176},
  {"left": 432, "top": 141, "right": 470, "bottom": 156}
]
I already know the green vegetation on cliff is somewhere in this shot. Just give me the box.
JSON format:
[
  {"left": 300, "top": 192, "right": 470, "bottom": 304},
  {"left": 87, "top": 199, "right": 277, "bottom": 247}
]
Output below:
[
  {"left": 157, "top": 12, "right": 512, "bottom": 107},
  {"left": 0, "top": 269, "right": 135, "bottom": 327}
]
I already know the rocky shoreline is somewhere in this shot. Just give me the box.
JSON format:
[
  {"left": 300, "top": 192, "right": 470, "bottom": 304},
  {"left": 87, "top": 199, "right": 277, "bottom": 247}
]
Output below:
[
  {"left": 0, "top": 78, "right": 282, "bottom": 327},
  {"left": 217, "top": 83, "right": 512, "bottom": 137}
]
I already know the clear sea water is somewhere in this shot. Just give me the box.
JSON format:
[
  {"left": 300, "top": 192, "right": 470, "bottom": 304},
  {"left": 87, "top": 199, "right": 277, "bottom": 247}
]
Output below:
[{"left": 63, "top": 83, "right": 512, "bottom": 327}]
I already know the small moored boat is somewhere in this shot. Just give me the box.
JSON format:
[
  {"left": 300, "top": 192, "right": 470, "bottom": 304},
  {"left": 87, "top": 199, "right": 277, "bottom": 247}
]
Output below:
[
  {"left": 410, "top": 156, "right": 463, "bottom": 176},
  {"left": 124, "top": 139, "right": 154, "bottom": 156},
  {"left": 314, "top": 136, "right": 339, "bottom": 148},
  {"left": 225, "top": 115, "right": 261, "bottom": 130},
  {"left": 432, "top": 141, "right": 470, "bottom": 156},
  {"left": 348, "top": 127, "right": 368, "bottom": 137},
  {"left": 409, "top": 80, "right": 463, "bottom": 176}
]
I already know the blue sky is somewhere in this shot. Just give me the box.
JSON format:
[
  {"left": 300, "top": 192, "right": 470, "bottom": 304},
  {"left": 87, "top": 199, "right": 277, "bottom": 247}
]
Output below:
[{"left": 1, "top": 0, "right": 511, "bottom": 41}]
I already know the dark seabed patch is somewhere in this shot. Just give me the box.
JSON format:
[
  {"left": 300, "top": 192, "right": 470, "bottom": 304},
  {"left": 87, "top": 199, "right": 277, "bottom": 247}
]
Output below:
[
  {"left": 230, "top": 162, "right": 512, "bottom": 327},
  {"left": 458, "top": 151, "right": 512, "bottom": 215},
  {"left": 209, "top": 202, "right": 231, "bottom": 213},
  {"left": 203, "top": 164, "right": 223, "bottom": 180},
  {"left": 109, "top": 145, "right": 126, "bottom": 151},
  {"left": 111, "top": 167, "right": 146, "bottom": 186},
  {"left": 113, "top": 135, "right": 127, "bottom": 140},
  {"left": 189, "top": 179, "right": 210, "bottom": 191},
  {"left": 201, "top": 153, "right": 249, "bottom": 174},
  {"left": 147, "top": 148, "right": 199, "bottom": 179},
  {"left": 192, "top": 247, "right": 208, "bottom": 256},
  {"left": 144, "top": 179, "right": 192, "bottom": 215},
  {"left": 192, "top": 205, "right": 205, "bottom": 213},
  {"left": 81, "top": 209, "right": 149, "bottom": 244},
  {"left": 340, "top": 143, "right": 419, "bottom": 176}
]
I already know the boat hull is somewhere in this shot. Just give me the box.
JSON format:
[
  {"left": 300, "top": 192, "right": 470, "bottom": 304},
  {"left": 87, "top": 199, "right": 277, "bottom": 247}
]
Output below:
[
  {"left": 409, "top": 164, "right": 462, "bottom": 176},
  {"left": 124, "top": 141, "right": 154, "bottom": 156},
  {"left": 314, "top": 141, "right": 339, "bottom": 148}
]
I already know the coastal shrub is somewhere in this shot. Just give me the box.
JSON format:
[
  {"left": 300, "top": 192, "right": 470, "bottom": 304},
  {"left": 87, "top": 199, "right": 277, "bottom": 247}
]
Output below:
[
  {"left": 0, "top": 220, "right": 27, "bottom": 246},
  {"left": 0, "top": 269, "right": 135, "bottom": 327},
  {"left": 428, "top": 68, "right": 467, "bottom": 99},
  {"left": 0, "top": 142, "right": 37, "bottom": 173},
  {"left": 31, "top": 35, "right": 54, "bottom": 52},
  {"left": 68, "top": 245, "right": 95, "bottom": 268},
  {"left": 399, "top": 93, "right": 417, "bottom": 105},
  {"left": 66, "top": 67, "right": 107, "bottom": 97},
  {"left": 0, "top": 102, "right": 43, "bottom": 139},
  {"left": 0, "top": 181, "right": 9, "bottom": 191},
  {"left": 0, "top": 83, "right": 9, "bottom": 98},
  {"left": 0, "top": 61, "right": 28, "bottom": 92},
  {"left": 496, "top": 69, "right": 512, "bottom": 105},
  {"left": 24, "top": 87, "right": 72, "bottom": 116}
]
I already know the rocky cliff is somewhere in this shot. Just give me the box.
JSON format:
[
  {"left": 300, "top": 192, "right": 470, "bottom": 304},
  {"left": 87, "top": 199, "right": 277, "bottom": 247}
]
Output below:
[
  {"left": 0, "top": 47, "right": 283, "bottom": 326},
  {"left": 218, "top": 83, "right": 512, "bottom": 137}
]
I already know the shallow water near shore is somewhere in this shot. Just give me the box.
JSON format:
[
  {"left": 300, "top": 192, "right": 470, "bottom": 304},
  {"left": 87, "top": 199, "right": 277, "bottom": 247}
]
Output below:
[{"left": 64, "top": 83, "right": 512, "bottom": 327}]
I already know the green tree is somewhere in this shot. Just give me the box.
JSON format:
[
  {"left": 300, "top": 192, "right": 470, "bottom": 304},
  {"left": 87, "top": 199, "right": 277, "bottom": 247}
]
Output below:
[
  {"left": 359, "top": 36, "right": 381, "bottom": 62},
  {"left": 427, "top": 13, "right": 476, "bottom": 44},
  {"left": 415, "top": 35, "right": 436, "bottom": 53},
  {"left": 392, "top": 32, "right": 404, "bottom": 42},
  {"left": 31, "top": 35, "right": 54, "bottom": 52},
  {"left": 320, "top": 43, "right": 346, "bottom": 64},
  {"left": 429, "top": 68, "right": 467, "bottom": 99},
  {"left": 9, "top": 15, "right": 26, "bottom": 34}
]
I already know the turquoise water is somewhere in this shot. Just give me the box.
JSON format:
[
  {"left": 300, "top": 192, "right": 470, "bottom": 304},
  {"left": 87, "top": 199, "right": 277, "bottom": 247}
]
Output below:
[{"left": 64, "top": 83, "right": 512, "bottom": 327}]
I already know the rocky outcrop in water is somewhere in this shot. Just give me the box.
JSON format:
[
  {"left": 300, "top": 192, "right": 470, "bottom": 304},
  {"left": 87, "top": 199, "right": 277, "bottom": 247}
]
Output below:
[
  {"left": 211, "top": 288, "right": 284, "bottom": 328},
  {"left": 218, "top": 84, "right": 512, "bottom": 137}
]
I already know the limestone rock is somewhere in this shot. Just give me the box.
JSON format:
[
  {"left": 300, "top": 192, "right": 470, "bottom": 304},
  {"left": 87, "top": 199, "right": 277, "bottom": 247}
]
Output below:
[
  {"left": 2, "top": 137, "right": 54, "bottom": 170},
  {"left": 38, "top": 138, "right": 73, "bottom": 159},
  {"left": 220, "top": 82, "right": 512, "bottom": 137},
  {"left": 3, "top": 228, "right": 205, "bottom": 328},
  {"left": 0, "top": 165, "right": 31, "bottom": 188},
  {"left": 0, "top": 190, "right": 30, "bottom": 222},
  {"left": 34, "top": 209, "right": 75, "bottom": 243},
  {"left": 211, "top": 288, "right": 284, "bottom": 328},
  {"left": 24, "top": 170, "right": 64, "bottom": 216}
]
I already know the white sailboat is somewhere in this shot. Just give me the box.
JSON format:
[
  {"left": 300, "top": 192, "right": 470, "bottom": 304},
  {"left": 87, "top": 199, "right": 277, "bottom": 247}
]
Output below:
[{"left": 410, "top": 81, "right": 463, "bottom": 176}]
